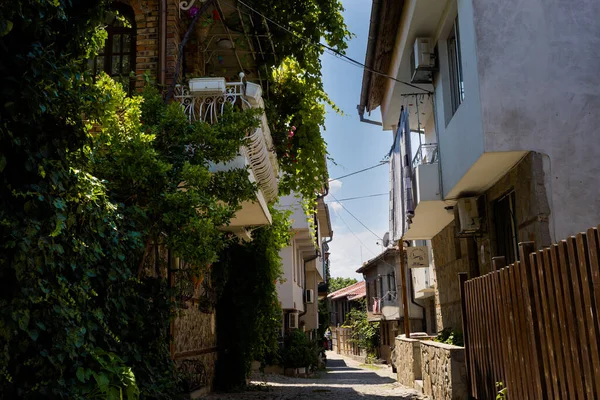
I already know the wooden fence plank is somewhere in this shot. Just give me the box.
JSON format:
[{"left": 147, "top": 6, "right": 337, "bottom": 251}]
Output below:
[
  {"left": 491, "top": 257, "right": 508, "bottom": 391},
  {"left": 563, "top": 239, "right": 595, "bottom": 399},
  {"left": 474, "top": 278, "right": 489, "bottom": 399},
  {"left": 509, "top": 262, "right": 531, "bottom": 399},
  {"left": 555, "top": 242, "right": 587, "bottom": 399},
  {"left": 530, "top": 250, "right": 559, "bottom": 398},
  {"left": 480, "top": 276, "right": 494, "bottom": 394},
  {"left": 575, "top": 233, "right": 600, "bottom": 396},
  {"left": 465, "top": 281, "right": 478, "bottom": 398},
  {"left": 541, "top": 248, "right": 569, "bottom": 399},
  {"left": 499, "top": 266, "right": 519, "bottom": 400},
  {"left": 488, "top": 272, "right": 503, "bottom": 388},
  {"left": 459, "top": 273, "right": 472, "bottom": 398},
  {"left": 518, "top": 243, "right": 545, "bottom": 400}
]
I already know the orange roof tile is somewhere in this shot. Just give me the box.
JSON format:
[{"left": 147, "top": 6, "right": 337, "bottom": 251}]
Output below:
[{"left": 327, "top": 281, "right": 366, "bottom": 301}]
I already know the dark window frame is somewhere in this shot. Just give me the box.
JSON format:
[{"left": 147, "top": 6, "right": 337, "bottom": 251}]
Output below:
[
  {"left": 447, "top": 15, "right": 464, "bottom": 116},
  {"left": 494, "top": 190, "right": 519, "bottom": 265},
  {"left": 91, "top": 3, "right": 137, "bottom": 94}
]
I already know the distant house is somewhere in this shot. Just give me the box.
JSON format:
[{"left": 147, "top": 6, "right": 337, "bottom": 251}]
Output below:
[
  {"left": 327, "top": 281, "right": 366, "bottom": 327},
  {"left": 276, "top": 195, "right": 332, "bottom": 339},
  {"left": 356, "top": 248, "right": 423, "bottom": 363}
]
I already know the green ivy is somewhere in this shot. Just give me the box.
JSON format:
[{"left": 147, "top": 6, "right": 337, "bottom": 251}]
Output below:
[{"left": 343, "top": 300, "right": 380, "bottom": 356}]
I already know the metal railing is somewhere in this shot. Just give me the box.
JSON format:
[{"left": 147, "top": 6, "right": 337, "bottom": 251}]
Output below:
[
  {"left": 411, "top": 143, "right": 439, "bottom": 171},
  {"left": 174, "top": 80, "right": 278, "bottom": 202}
]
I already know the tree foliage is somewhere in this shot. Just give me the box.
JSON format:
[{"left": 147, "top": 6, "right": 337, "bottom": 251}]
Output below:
[
  {"left": 0, "top": 1, "right": 264, "bottom": 397},
  {"left": 329, "top": 277, "right": 359, "bottom": 293},
  {"left": 343, "top": 300, "right": 379, "bottom": 356},
  {"left": 0, "top": 0, "right": 350, "bottom": 397},
  {"left": 244, "top": 0, "right": 352, "bottom": 208}
]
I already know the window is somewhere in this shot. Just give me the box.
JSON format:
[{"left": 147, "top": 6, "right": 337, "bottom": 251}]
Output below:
[
  {"left": 447, "top": 16, "right": 464, "bottom": 115},
  {"left": 494, "top": 191, "right": 519, "bottom": 265},
  {"left": 89, "top": 4, "right": 136, "bottom": 94},
  {"left": 387, "top": 272, "right": 396, "bottom": 295}
]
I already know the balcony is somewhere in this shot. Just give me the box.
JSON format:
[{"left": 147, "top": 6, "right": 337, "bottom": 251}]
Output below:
[
  {"left": 403, "top": 143, "right": 453, "bottom": 240},
  {"left": 175, "top": 77, "right": 278, "bottom": 238}
]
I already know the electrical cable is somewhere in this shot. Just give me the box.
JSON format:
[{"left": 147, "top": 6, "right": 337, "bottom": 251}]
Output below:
[
  {"left": 329, "top": 161, "right": 389, "bottom": 182},
  {"left": 332, "top": 193, "right": 388, "bottom": 202},
  {"left": 331, "top": 207, "right": 378, "bottom": 258},
  {"left": 330, "top": 193, "right": 382, "bottom": 241},
  {"left": 224, "top": 0, "right": 432, "bottom": 94}
]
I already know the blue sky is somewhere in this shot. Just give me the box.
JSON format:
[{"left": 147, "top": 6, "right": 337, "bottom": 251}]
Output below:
[{"left": 321, "top": 0, "right": 392, "bottom": 279}]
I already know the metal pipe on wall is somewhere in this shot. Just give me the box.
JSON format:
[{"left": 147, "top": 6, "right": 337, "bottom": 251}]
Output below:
[{"left": 159, "top": 0, "right": 167, "bottom": 86}]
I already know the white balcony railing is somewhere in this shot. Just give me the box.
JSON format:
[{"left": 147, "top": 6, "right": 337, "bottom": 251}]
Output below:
[
  {"left": 174, "top": 77, "right": 278, "bottom": 202},
  {"left": 411, "top": 143, "right": 439, "bottom": 171}
]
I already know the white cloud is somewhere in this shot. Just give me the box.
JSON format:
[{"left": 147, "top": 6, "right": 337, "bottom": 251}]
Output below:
[
  {"left": 328, "top": 179, "right": 342, "bottom": 195},
  {"left": 329, "top": 201, "right": 343, "bottom": 212},
  {"left": 328, "top": 229, "right": 385, "bottom": 279}
]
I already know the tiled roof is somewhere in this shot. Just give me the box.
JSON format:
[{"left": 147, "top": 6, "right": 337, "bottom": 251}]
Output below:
[{"left": 327, "top": 281, "right": 366, "bottom": 301}]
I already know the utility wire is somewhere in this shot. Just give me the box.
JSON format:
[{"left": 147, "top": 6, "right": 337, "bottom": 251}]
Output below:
[
  {"left": 329, "top": 161, "right": 388, "bottom": 182},
  {"left": 227, "top": 0, "right": 432, "bottom": 94},
  {"left": 331, "top": 207, "right": 378, "bottom": 258},
  {"left": 333, "top": 193, "right": 388, "bottom": 202},
  {"left": 330, "top": 193, "right": 382, "bottom": 241}
]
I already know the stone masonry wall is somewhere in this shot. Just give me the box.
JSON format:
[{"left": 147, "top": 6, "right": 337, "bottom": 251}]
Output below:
[
  {"left": 395, "top": 337, "right": 422, "bottom": 388},
  {"left": 431, "top": 222, "right": 471, "bottom": 333},
  {"left": 421, "top": 341, "right": 468, "bottom": 400},
  {"left": 476, "top": 152, "right": 551, "bottom": 275}
]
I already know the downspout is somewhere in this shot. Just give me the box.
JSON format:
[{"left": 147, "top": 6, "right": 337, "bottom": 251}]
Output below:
[
  {"left": 299, "top": 251, "right": 319, "bottom": 319},
  {"left": 158, "top": 0, "right": 167, "bottom": 86}
]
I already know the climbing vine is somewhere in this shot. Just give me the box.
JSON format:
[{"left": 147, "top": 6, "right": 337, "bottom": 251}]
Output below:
[{"left": 0, "top": 1, "right": 267, "bottom": 397}]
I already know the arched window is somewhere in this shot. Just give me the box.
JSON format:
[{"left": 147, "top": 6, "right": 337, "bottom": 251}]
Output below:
[{"left": 90, "top": 4, "right": 136, "bottom": 93}]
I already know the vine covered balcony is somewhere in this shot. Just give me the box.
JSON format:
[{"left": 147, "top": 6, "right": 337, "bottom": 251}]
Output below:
[{"left": 175, "top": 75, "right": 278, "bottom": 238}]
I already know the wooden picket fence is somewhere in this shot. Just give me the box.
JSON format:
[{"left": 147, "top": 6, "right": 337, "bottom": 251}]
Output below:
[
  {"left": 460, "top": 226, "right": 600, "bottom": 399},
  {"left": 331, "top": 327, "right": 363, "bottom": 357}
]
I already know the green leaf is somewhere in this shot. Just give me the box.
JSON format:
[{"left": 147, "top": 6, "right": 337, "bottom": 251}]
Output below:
[
  {"left": 28, "top": 328, "right": 39, "bottom": 341},
  {"left": 76, "top": 367, "right": 85, "bottom": 383}
]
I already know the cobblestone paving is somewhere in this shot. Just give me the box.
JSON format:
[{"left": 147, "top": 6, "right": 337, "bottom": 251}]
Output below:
[{"left": 206, "top": 351, "right": 428, "bottom": 399}]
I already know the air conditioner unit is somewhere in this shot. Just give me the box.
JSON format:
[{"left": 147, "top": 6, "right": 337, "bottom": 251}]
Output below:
[
  {"left": 305, "top": 289, "right": 314, "bottom": 304},
  {"left": 288, "top": 312, "right": 299, "bottom": 329},
  {"left": 410, "top": 38, "right": 437, "bottom": 84},
  {"left": 457, "top": 197, "right": 481, "bottom": 234}
]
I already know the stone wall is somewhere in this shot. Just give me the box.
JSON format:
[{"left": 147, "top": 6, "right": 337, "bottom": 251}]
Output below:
[
  {"left": 421, "top": 341, "right": 468, "bottom": 400},
  {"left": 431, "top": 222, "right": 472, "bottom": 333},
  {"left": 395, "top": 337, "right": 423, "bottom": 388},
  {"left": 476, "top": 152, "right": 551, "bottom": 275}
]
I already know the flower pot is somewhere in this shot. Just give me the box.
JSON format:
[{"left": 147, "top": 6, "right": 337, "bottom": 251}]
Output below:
[
  {"left": 189, "top": 77, "right": 226, "bottom": 94},
  {"left": 244, "top": 82, "right": 262, "bottom": 106}
]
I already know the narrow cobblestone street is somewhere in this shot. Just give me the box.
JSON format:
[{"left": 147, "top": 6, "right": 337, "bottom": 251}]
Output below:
[{"left": 206, "top": 352, "right": 427, "bottom": 399}]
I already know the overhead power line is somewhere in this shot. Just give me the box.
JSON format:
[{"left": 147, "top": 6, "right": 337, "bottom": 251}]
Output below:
[
  {"left": 330, "top": 193, "right": 382, "bottom": 241},
  {"left": 333, "top": 193, "right": 388, "bottom": 202},
  {"left": 227, "top": 0, "right": 432, "bottom": 94},
  {"left": 329, "top": 161, "right": 388, "bottom": 182},
  {"left": 331, "top": 207, "right": 378, "bottom": 258}
]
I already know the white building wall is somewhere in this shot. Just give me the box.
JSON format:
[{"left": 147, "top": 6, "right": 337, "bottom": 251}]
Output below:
[
  {"left": 301, "top": 270, "right": 319, "bottom": 332},
  {"left": 433, "top": 0, "right": 485, "bottom": 199},
  {"left": 470, "top": 0, "right": 600, "bottom": 240}
]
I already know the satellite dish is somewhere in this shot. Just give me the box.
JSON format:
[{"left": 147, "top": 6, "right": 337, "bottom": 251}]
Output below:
[{"left": 382, "top": 232, "right": 390, "bottom": 248}]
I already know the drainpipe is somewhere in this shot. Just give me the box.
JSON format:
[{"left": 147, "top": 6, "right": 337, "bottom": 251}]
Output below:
[
  {"left": 299, "top": 251, "right": 320, "bottom": 320},
  {"left": 158, "top": 0, "right": 167, "bottom": 86},
  {"left": 408, "top": 268, "right": 427, "bottom": 333},
  {"left": 300, "top": 214, "right": 321, "bottom": 320}
]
